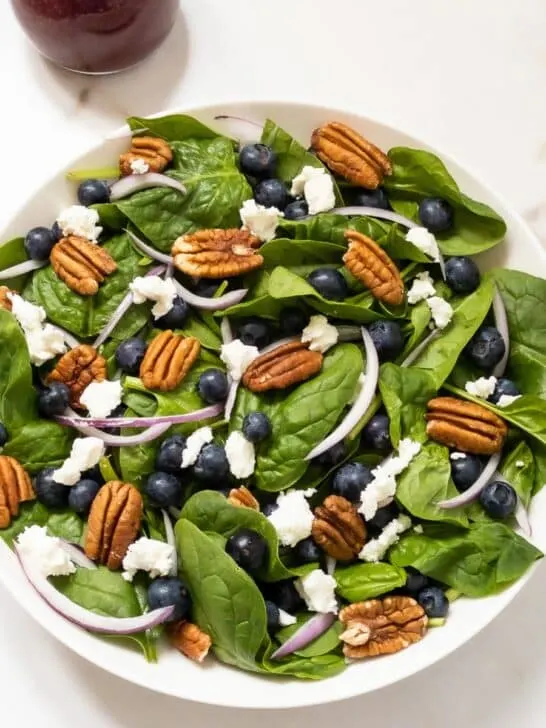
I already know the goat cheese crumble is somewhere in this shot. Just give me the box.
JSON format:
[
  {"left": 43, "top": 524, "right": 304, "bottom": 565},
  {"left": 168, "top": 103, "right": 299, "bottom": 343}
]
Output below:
[
  {"left": 465, "top": 376, "right": 497, "bottom": 400},
  {"left": 80, "top": 379, "right": 122, "bottom": 419},
  {"left": 239, "top": 199, "right": 282, "bottom": 242},
  {"left": 130, "top": 275, "right": 177, "bottom": 319},
  {"left": 450, "top": 452, "right": 467, "bottom": 461},
  {"left": 407, "top": 271, "right": 436, "bottom": 305},
  {"left": 497, "top": 394, "right": 521, "bottom": 407},
  {"left": 301, "top": 315, "right": 339, "bottom": 353},
  {"left": 426, "top": 296, "right": 453, "bottom": 329},
  {"left": 220, "top": 339, "right": 259, "bottom": 381},
  {"left": 290, "top": 166, "right": 335, "bottom": 215},
  {"left": 122, "top": 537, "right": 176, "bottom": 582},
  {"left": 56, "top": 205, "right": 102, "bottom": 241},
  {"left": 278, "top": 609, "right": 297, "bottom": 626},
  {"left": 296, "top": 569, "right": 338, "bottom": 614},
  {"left": 405, "top": 227, "right": 441, "bottom": 263},
  {"left": 16, "top": 526, "right": 75, "bottom": 577},
  {"left": 516, "top": 460, "right": 525, "bottom": 468},
  {"left": 267, "top": 489, "right": 316, "bottom": 547},
  {"left": 8, "top": 293, "right": 67, "bottom": 366},
  {"left": 130, "top": 158, "right": 150, "bottom": 175},
  {"left": 359, "top": 515, "right": 412, "bottom": 562},
  {"left": 225, "top": 431, "right": 255, "bottom": 479},
  {"left": 181, "top": 427, "right": 213, "bottom": 468},
  {"left": 53, "top": 437, "right": 105, "bottom": 486}
]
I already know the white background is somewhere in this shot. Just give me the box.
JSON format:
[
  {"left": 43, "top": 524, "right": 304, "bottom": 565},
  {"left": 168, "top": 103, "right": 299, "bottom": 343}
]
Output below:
[{"left": 1, "top": 0, "right": 546, "bottom": 725}]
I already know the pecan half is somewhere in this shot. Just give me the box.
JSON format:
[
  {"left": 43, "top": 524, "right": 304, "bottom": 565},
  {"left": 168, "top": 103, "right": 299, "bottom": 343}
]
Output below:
[
  {"left": 343, "top": 230, "right": 404, "bottom": 306},
  {"left": 46, "top": 344, "right": 107, "bottom": 408},
  {"left": 312, "top": 495, "right": 366, "bottom": 561},
  {"left": 168, "top": 621, "right": 212, "bottom": 663},
  {"left": 84, "top": 481, "right": 143, "bottom": 569},
  {"left": 172, "top": 229, "right": 263, "bottom": 278},
  {"left": 119, "top": 136, "right": 173, "bottom": 176},
  {"left": 0, "top": 456, "right": 35, "bottom": 529},
  {"left": 228, "top": 486, "right": 259, "bottom": 510},
  {"left": 0, "top": 286, "right": 13, "bottom": 311},
  {"left": 339, "top": 596, "right": 427, "bottom": 659},
  {"left": 50, "top": 236, "right": 117, "bottom": 296},
  {"left": 140, "top": 331, "right": 200, "bottom": 392},
  {"left": 242, "top": 341, "right": 323, "bottom": 392},
  {"left": 311, "top": 121, "right": 392, "bottom": 189},
  {"left": 426, "top": 397, "right": 507, "bottom": 454}
]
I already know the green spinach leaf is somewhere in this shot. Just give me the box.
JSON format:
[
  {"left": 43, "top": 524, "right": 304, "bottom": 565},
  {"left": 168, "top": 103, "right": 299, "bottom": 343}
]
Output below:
[
  {"left": 0, "top": 502, "right": 83, "bottom": 546},
  {"left": 500, "top": 441, "right": 535, "bottom": 507},
  {"left": 335, "top": 562, "right": 407, "bottom": 602},
  {"left": 0, "top": 309, "right": 37, "bottom": 430},
  {"left": 379, "top": 364, "right": 438, "bottom": 444},
  {"left": 127, "top": 114, "right": 221, "bottom": 142},
  {"left": 0, "top": 237, "right": 29, "bottom": 290}
]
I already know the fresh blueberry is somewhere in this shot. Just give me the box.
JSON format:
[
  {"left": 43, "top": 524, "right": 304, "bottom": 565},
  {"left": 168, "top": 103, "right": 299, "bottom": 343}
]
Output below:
[
  {"left": 51, "top": 221, "right": 63, "bottom": 241},
  {"left": 346, "top": 186, "right": 390, "bottom": 210},
  {"left": 293, "top": 537, "right": 321, "bottom": 565},
  {"left": 262, "top": 502, "right": 278, "bottom": 517},
  {"left": 367, "top": 320, "right": 404, "bottom": 362},
  {"left": 332, "top": 462, "right": 373, "bottom": 502},
  {"left": 445, "top": 256, "right": 481, "bottom": 294},
  {"left": 154, "top": 297, "right": 190, "bottom": 330},
  {"left": 405, "top": 568, "right": 429, "bottom": 596},
  {"left": 24, "top": 227, "right": 56, "bottom": 261},
  {"left": 418, "top": 197, "right": 454, "bottom": 233},
  {"left": 366, "top": 502, "right": 399, "bottom": 536},
  {"left": 145, "top": 471, "right": 182, "bottom": 508},
  {"left": 77, "top": 179, "right": 110, "bottom": 207},
  {"left": 307, "top": 268, "right": 349, "bottom": 301},
  {"left": 451, "top": 454, "right": 484, "bottom": 491},
  {"left": 265, "top": 579, "right": 304, "bottom": 613},
  {"left": 479, "top": 480, "right": 517, "bottom": 519},
  {"left": 242, "top": 412, "right": 272, "bottom": 443},
  {"left": 279, "top": 307, "right": 308, "bottom": 336},
  {"left": 147, "top": 577, "right": 192, "bottom": 621},
  {"left": 239, "top": 143, "right": 277, "bottom": 179},
  {"left": 0, "top": 422, "right": 8, "bottom": 447},
  {"left": 34, "top": 468, "right": 69, "bottom": 508},
  {"left": 417, "top": 586, "right": 449, "bottom": 618},
  {"left": 254, "top": 179, "right": 288, "bottom": 210},
  {"left": 226, "top": 528, "right": 268, "bottom": 573},
  {"left": 82, "top": 463, "right": 104, "bottom": 484},
  {"left": 192, "top": 279, "right": 220, "bottom": 298},
  {"left": 489, "top": 378, "right": 520, "bottom": 405},
  {"left": 155, "top": 435, "right": 186, "bottom": 475},
  {"left": 193, "top": 444, "right": 229, "bottom": 482},
  {"left": 236, "top": 317, "right": 271, "bottom": 348},
  {"left": 115, "top": 337, "right": 147, "bottom": 375},
  {"left": 314, "top": 440, "right": 347, "bottom": 468},
  {"left": 68, "top": 479, "right": 101, "bottom": 514},
  {"left": 197, "top": 369, "right": 229, "bottom": 404},
  {"left": 37, "top": 383, "right": 70, "bottom": 418},
  {"left": 284, "top": 199, "right": 309, "bottom": 220},
  {"left": 466, "top": 326, "right": 506, "bottom": 371},
  {"left": 363, "top": 414, "right": 392, "bottom": 452},
  {"left": 265, "top": 600, "right": 281, "bottom": 631}
]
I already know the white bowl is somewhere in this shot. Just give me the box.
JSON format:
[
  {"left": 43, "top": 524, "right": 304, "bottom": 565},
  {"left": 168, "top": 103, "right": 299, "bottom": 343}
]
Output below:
[{"left": 1, "top": 101, "right": 545, "bottom": 709}]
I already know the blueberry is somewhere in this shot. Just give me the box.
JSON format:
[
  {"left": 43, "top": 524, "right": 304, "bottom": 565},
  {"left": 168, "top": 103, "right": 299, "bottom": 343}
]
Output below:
[
  {"left": 226, "top": 528, "right": 268, "bottom": 573},
  {"left": 368, "top": 320, "right": 404, "bottom": 362},
  {"left": 197, "top": 369, "right": 229, "bottom": 404},
  {"left": 451, "top": 454, "right": 484, "bottom": 491},
  {"left": 34, "top": 468, "right": 69, "bottom": 508},
  {"left": 293, "top": 537, "right": 321, "bottom": 565},
  {"left": 145, "top": 471, "right": 182, "bottom": 508},
  {"left": 265, "top": 579, "right": 304, "bottom": 613},
  {"left": 156, "top": 435, "right": 186, "bottom": 473},
  {"left": 236, "top": 317, "right": 271, "bottom": 348},
  {"left": 346, "top": 186, "right": 390, "bottom": 210},
  {"left": 279, "top": 307, "right": 308, "bottom": 336},
  {"left": 192, "top": 279, "right": 220, "bottom": 298},
  {"left": 115, "top": 338, "right": 147, "bottom": 375},
  {"left": 239, "top": 143, "right": 277, "bottom": 179},
  {"left": 68, "top": 479, "right": 101, "bottom": 514},
  {"left": 307, "top": 268, "right": 349, "bottom": 301},
  {"left": 417, "top": 586, "right": 449, "bottom": 618},
  {"left": 0, "top": 422, "right": 8, "bottom": 447},
  {"left": 193, "top": 443, "right": 229, "bottom": 482},
  {"left": 284, "top": 199, "right": 309, "bottom": 220},
  {"left": 479, "top": 480, "right": 517, "bottom": 519},
  {"left": 254, "top": 179, "right": 288, "bottom": 210},
  {"left": 51, "top": 221, "right": 63, "bottom": 241},
  {"left": 445, "top": 256, "right": 481, "bottom": 294},
  {"left": 363, "top": 414, "right": 392, "bottom": 452},
  {"left": 405, "top": 568, "right": 429, "bottom": 596},
  {"left": 154, "top": 297, "right": 190, "bottom": 330},
  {"left": 24, "top": 227, "right": 56, "bottom": 261},
  {"left": 332, "top": 462, "right": 373, "bottom": 502},
  {"left": 489, "top": 378, "right": 520, "bottom": 405},
  {"left": 147, "top": 577, "right": 192, "bottom": 621},
  {"left": 314, "top": 440, "right": 347, "bottom": 469},
  {"left": 242, "top": 412, "right": 272, "bottom": 443},
  {"left": 418, "top": 197, "right": 454, "bottom": 233},
  {"left": 82, "top": 463, "right": 104, "bottom": 484},
  {"left": 262, "top": 502, "right": 278, "bottom": 517},
  {"left": 265, "top": 600, "right": 281, "bottom": 631},
  {"left": 366, "top": 502, "right": 399, "bottom": 536},
  {"left": 77, "top": 179, "right": 110, "bottom": 206},
  {"left": 466, "top": 326, "right": 506, "bottom": 371},
  {"left": 38, "top": 383, "right": 70, "bottom": 418}
]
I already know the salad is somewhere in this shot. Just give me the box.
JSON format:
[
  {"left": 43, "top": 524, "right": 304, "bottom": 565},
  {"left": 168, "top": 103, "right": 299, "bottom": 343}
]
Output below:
[{"left": 0, "top": 112, "right": 544, "bottom": 681}]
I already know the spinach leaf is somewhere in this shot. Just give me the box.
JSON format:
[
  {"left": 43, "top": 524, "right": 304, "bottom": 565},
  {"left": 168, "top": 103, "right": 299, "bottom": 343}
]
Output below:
[
  {"left": 260, "top": 238, "right": 345, "bottom": 270},
  {"left": 379, "top": 364, "right": 438, "bottom": 444},
  {"left": 127, "top": 114, "right": 221, "bottom": 142},
  {"left": 500, "top": 441, "right": 535, "bottom": 507},
  {"left": 531, "top": 442, "right": 546, "bottom": 495},
  {"left": 275, "top": 615, "right": 342, "bottom": 657},
  {"left": 401, "top": 301, "right": 432, "bottom": 358},
  {"left": 180, "top": 315, "right": 222, "bottom": 351},
  {"left": 0, "top": 309, "right": 37, "bottom": 430},
  {"left": 0, "top": 237, "right": 29, "bottom": 290},
  {"left": 4, "top": 420, "right": 74, "bottom": 473},
  {"left": 0, "top": 502, "right": 83, "bottom": 546},
  {"left": 335, "top": 562, "right": 407, "bottom": 602},
  {"left": 93, "top": 203, "right": 127, "bottom": 232},
  {"left": 261, "top": 652, "right": 345, "bottom": 679}
]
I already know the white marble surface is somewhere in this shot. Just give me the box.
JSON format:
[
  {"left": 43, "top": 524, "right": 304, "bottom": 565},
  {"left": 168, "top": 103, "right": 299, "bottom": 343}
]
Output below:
[{"left": 1, "top": 0, "right": 546, "bottom": 725}]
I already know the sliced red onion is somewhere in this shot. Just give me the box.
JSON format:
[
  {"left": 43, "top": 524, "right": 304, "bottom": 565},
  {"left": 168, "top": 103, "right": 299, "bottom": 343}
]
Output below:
[
  {"left": 0, "top": 259, "right": 47, "bottom": 280},
  {"left": 110, "top": 173, "right": 186, "bottom": 202},
  {"left": 259, "top": 336, "right": 300, "bottom": 356},
  {"left": 61, "top": 420, "right": 171, "bottom": 447},
  {"left": 93, "top": 291, "right": 133, "bottom": 349},
  {"left": 492, "top": 287, "right": 510, "bottom": 378},
  {"left": 213, "top": 114, "right": 263, "bottom": 142},
  {"left": 55, "top": 403, "right": 223, "bottom": 430},
  {"left": 271, "top": 612, "right": 336, "bottom": 660},
  {"left": 331, "top": 206, "right": 420, "bottom": 229},
  {"left": 336, "top": 325, "right": 362, "bottom": 342},
  {"left": 437, "top": 451, "right": 502, "bottom": 509},
  {"left": 224, "top": 383, "right": 239, "bottom": 423},
  {"left": 126, "top": 229, "right": 173, "bottom": 265},
  {"left": 326, "top": 556, "right": 337, "bottom": 576},
  {"left": 306, "top": 327, "right": 379, "bottom": 461},
  {"left": 401, "top": 328, "right": 441, "bottom": 367},
  {"left": 221, "top": 317, "right": 234, "bottom": 345},
  {"left": 172, "top": 278, "right": 248, "bottom": 312},
  {"left": 105, "top": 125, "right": 149, "bottom": 141},
  {"left": 52, "top": 326, "right": 80, "bottom": 350},
  {"left": 59, "top": 541, "right": 97, "bottom": 570},
  {"left": 15, "top": 545, "right": 174, "bottom": 634},
  {"left": 161, "top": 510, "right": 178, "bottom": 576},
  {"left": 515, "top": 498, "right": 532, "bottom": 537}
]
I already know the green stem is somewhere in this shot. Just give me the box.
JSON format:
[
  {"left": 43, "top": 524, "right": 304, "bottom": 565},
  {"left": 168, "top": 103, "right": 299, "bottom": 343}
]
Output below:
[
  {"left": 66, "top": 166, "right": 120, "bottom": 182},
  {"left": 348, "top": 394, "right": 381, "bottom": 441},
  {"left": 446, "top": 588, "right": 461, "bottom": 603},
  {"left": 428, "top": 617, "right": 446, "bottom": 628},
  {"left": 100, "top": 455, "right": 120, "bottom": 482}
]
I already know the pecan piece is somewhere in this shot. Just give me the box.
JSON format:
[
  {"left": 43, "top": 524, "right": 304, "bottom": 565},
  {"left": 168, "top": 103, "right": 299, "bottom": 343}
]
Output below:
[
  {"left": 119, "top": 136, "right": 173, "bottom": 176},
  {"left": 168, "top": 621, "right": 212, "bottom": 663},
  {"left": 0, "top": 456, "right": 35, "bottom": 529},
  {"left": 426, "top": 397, "right": 507, "bottom": 454},
  {"left": 172, "top": 229, "right": 263, "bottom": 278},
  {"left": 0, "top": 286, "right": 13, "bottom": 311},
  {"left": 312, "top": 495, "right": 366, "bottom": 561},
  {"left": 84, "top": 481, "right": 143, "bottom": 569},
  {"left": 50, "top": 236, "right": 117, "bottom": 296},
  {"left": 242, "top": 341, "right": 322, "bottom": 392},
  {"left": 140, "top": 331, "right": 200, "bottom": 392},
  {"left": 343, "top": 230, "right": 404, "bottom": 306},
  {"left": 228, "top": 486, "right": 259, "bottom": 510},
  {"left": 311, "top": 121, "right": 392, "bottom": 189},
  {"left": 339, "top": 597, "right": 427, "bottom": 659},
  {"left": 46, "top": 344, "right": 107, "bottom": 408}
]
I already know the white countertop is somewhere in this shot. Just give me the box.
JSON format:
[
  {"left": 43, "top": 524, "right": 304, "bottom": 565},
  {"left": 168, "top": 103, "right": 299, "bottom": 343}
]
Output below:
[{"left": 1, "top": 0, "right": 546, "bottom": 725}]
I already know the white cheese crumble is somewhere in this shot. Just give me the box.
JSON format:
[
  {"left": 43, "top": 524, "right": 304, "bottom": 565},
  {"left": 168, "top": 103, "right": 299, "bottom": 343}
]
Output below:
[
  {"left": 53, "top": 437, "right": 105, "bottom": 486},
  {"left": 497, "top": 394, "right": 521, "bottom": 408},
  {"left": 426, "top": 296, "right": 453, "bottom": 330},
  {"left": 80, "top": 380, "right": 122, "bottom": 419},
  {"left": 296, "top": 569, "right": 338, "bottom": 614},
  {"left": 465, "top": 376, "right": 497, "bottom": 400},
  {"left": 450, "top": 452, "right": 467, "bottom": 461},
  {"left": 405, "top": 227, "right": 441, "bottom": 263},
  {"left": 278, "top": 609, "right": 297, "bottom": 627},
  {"left": 122, "top": 537, "right": 176, "bottom": 582},
  {"left": 8, "top": 293, "right": 67, "bottom": 366},
  {"left": 359, "top": 515, "right": 412, "bottom": 563},
  {"left": 9, "top": 293, "right": 45, "bottom": 329},
  {"left": 240, "top": 199, "right": 282, "bottom": 242},
  {"left": 57, "top": 205, "right": 102, "bottom": 241},
  {"left": 16, "top": 526, "right": 75, "bottom": 577},
  {"left": 413, "top": 524, "right": 424, "bottom": 534},
  {"left": 290, "top": 166, "right": 335, "bottom": 215},
  {"left": 130, "top": 275, "right": 177, "bottom": 320},
  {"left": 267, "top": 489, "right": 316, "bottom": 547},
  {"left": 130, "top": 158, "right": 150, "bottom": 175},
  {"left": 301, "top": 314, "right": 339, "bottom": 353},
  {"left": 516, "top": 460, "right": 525, "bottom": 468},
  {"left": 180, "top": 427, "right": 213, "bottom": 468},
  {"left": 220, "top": 339, "right": 259, "bottom": 381},
  {"left": 359, "top": 439, "right": 421, "bottom": 520},
  {"left": 225, "top": 431, "right": 255, "bottom": 479},
  {"left": 407, "top": 271, "right": 436, "bottom": 305}
]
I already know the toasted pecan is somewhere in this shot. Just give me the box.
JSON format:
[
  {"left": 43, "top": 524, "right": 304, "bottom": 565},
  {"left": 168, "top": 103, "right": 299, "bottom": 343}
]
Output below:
[
  {"left": 46, "top": 344, "right": 107, "bottom": 409},
  {"left": 172, "top": 229, "right": 263, "bottom": 278},
  {"left": 343, "top": 230, "right": 404, "bottom": 306},
  {"left": 426, "top": 397, "right": 507, "bottom": 454},
  {"left": 168, "top": 621, "right": 212, "bottom": 663},
  {"left": 227, "top": 486, "right": 260, "bottom": 510},
  {"left": 312, "top": 495, "right": 366, "bottom": 561},
  {"left": 242, "top": 340, "right": 322, "bottom": 392},
  {"left": 140, "top": 331, "right": 200, "bottom": 392},
  {"left": 0, "top": 286, "right": 13, "bottom": 311},
  {"left": 119, "top": 136, "right": 173, "bottom": 176},
  {"left": 50, "top": 236, "right": 117, "bottom": 296},
  {"left": 0, "top": 456, "right": 35, "bottom": 529}
]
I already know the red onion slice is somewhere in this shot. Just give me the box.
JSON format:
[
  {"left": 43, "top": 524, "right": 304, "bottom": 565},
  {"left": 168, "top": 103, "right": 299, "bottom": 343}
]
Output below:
[
  {"left": 259, "top": 336, "right": 300, "bottom": 355},
  {"left": 161, "top": 510, "right": 178, "bottom": 576},
  {"left": 126, "top": 229, "right": 173, "bottom": 265},
  {"left": 325, "top": 556, "right": 337, "bottom": 576},
  {"left": 59, "top": 541, "right": 97, "bottom": 570},
  {"left": 15, "top": 545, "right": 174, "bottom": 634},
  {"left": 515, "top": 498, "right": 532, "bottom": 537},
  {"left": 331, "top": 206, "right": 420, "bottom": 229},
  {"left": 55, "top": 403, "right": 223, "bottom": 430},
  {"left": 492, "top": 287, "right": 510, "bottom": 378},
  {"left": 213, "top": 114, "right": 263, "bottom": 142},
  {"left": 62, "top": 421, "right": 171, "bottom": 447},
  {"left": 271, "top": 612, "right": 336, "bottom": 660},
  {"left": 401, "top": 328, "right": 441, "bottom": 367},
  {"left": 52, "top": 326, "right": 80, "bottom": 350},
  {"left": 221, "top": 317, "right": 239, "bottom": 421},
  {"left": 93, "top": 291, "right": 133, "bottom": 349},
  {"left": 221, "top": 317, "right": 234, "bottom": 345},
  {"left": 437, "top": 451, "right": 501, "bottom": 509},
  {"left": 110, "top": 173, "right": 186, "bottom": 201},
  {"left": 172, "top": 279, "right": 248, "bottom": 312},
  {"left": 305, "top": 327, "right": 379, "bottom": 461},
  {"left": 0, "top": 259, "right": 47, "bottom": 280}
]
